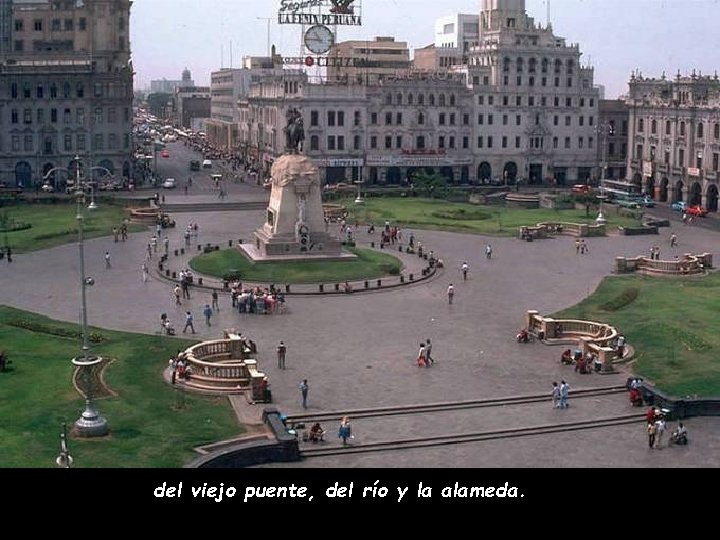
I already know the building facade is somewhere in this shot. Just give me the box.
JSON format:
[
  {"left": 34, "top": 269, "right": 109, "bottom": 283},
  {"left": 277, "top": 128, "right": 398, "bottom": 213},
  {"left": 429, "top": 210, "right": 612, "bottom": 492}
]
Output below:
[
  {"left": 463, "top": 0, "right": 600, "bottom": 184},
  {"left": 0, "top": 0, "right": 134, "bottom": 187},
  {"left": 598, "top": 99, "right": 628, "bottom": 181},
  {"left": 173, "top": 85, "right": 210, "bottom": 130},
  {"left": 327, "top": 36, "right": 410, "bottom": 85},
  {"left": 625, "top": 72, "right": 720, "bottom": 212}
]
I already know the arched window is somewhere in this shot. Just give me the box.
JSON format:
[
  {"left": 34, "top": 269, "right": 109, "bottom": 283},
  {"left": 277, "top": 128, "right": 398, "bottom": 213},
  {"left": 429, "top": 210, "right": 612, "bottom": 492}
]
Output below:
[
  {"left": 63, "top": 82, "right": 71, "bottom": 98},
  {"left": 651, "top": 119, "right": 657, "bottom": 134},
  {"left": 429, "top": 94, "right": 435, "bottom": 106},
  {"left": 666, "top": 120, "right": 671, "bottom": 135},
  {"left": 396, "top": 93, "right": 402, "bottom": 105},
  {"left": 407, "top": 93, "right": 414, "bottom": 105},
  {"left": 697, "top": 123, "right": 704, "bottom": 138},
  {"left": 566, "top": 59, "right": 574, "bottom": 74},
  {"left": 541, "top": 58, "right": 549, "bottom": 73},
  {"left": 680, "top": 121, "right": 686, "bottom": 136},
  {"left": 638, "top": 118, "right": 644, "bottom": 132},
  {"left": 50, "top": 83, "right": 58, "bottom": 99},
  {"left": 516, "top": 57, "right": 524, "bottom": 73},
  {"left": 554, "top": 59, "right": 562, "bottom": 74},
  {"left": 385, "top": 93, "right": 392, "bottom": 105},
  {"left": 418, "top": 93, "right": 424, "bottom": 105},
  {"left": 449, "top": 94, "right": 455, "bottom": 106},
  {"left": 77, "top": 83, "right": 84, "bottom": 98},
  {"left": 310, "top": 135, "right": 319, "bottom": 151},
  {"left": 714, "top": 123, "right": 720, "bottom": 139},
  {"left": 439, "top": 93, "right": 446, "bottom": 107},
  {"left": 528, "top": 58, "right": 537, "bottom": 73},
  {"left": 503, "top": 57, "right": 511, "bottom": 72}
]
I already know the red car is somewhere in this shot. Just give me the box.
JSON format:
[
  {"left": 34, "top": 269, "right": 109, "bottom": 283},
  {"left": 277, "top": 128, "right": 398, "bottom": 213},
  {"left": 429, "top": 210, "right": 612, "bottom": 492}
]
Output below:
[
  {"left": 688, "top": 205, "right": 708, "bottom": 217},
  {"left": 571, "top": 184, "right": 592, "bottom": 194},
  {"left": 160, "top": 149, "right": 170, "bottom": 158}
]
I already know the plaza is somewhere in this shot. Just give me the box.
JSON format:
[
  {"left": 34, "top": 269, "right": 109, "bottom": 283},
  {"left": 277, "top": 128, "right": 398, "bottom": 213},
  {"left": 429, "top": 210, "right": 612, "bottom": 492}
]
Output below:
[{"left": 2, "top": 147, "right": 719, "bottom": 467}]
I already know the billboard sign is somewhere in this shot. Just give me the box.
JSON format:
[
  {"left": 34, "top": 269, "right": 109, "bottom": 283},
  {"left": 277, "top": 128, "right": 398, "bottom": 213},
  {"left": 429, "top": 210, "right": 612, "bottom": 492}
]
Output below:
[{"left": 278, "top": 0, "right": 362, "bottom": 25}]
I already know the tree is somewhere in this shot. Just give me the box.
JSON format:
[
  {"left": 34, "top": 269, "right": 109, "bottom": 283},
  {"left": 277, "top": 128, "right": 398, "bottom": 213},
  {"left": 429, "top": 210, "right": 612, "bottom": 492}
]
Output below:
[
  {"left": 411, "top": 170, "right": 449, "bottom": 198},
  {"left": 146, "top": 93, "right": 172, "bottom": 118}
]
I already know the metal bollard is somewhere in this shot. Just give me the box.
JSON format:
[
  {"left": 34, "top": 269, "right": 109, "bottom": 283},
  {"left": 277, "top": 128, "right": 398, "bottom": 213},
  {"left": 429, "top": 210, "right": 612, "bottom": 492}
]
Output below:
[
  {"left": 319, "top": 284, "right": 324, "bottom": 293},
  {"left": 334, "top": 283, "right": 340, "bottom": 291},
  {"left": 409, "top": 273, "right": 414, "bottom": 281},
  {"left": 364, "top": 281, "right": 369, "bottom": 289},
  {"left": 400, "top": 275, "right": 404, "bottom": 283},
  {"left": 286, "top": 284, "right": 291, "bottom": 293},
  {"left": 198, "top": 277, "right": 203, "bottom": 286},
  {"left": 377, "top": 279, "right": 382, "bottom": 287},
  {"left": 228, "top": 240, "right": 233, "bottom": 247}
]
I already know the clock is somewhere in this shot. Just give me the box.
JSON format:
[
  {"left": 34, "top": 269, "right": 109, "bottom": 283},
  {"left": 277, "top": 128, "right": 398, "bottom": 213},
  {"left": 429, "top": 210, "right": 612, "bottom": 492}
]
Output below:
[{"left": 304, "top": 24, "right": 334, "bottom": 55}]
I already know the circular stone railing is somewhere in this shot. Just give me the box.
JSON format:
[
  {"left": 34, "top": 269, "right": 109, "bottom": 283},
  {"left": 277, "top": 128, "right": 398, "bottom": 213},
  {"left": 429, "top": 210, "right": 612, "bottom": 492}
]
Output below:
[
  {"left": 614, "top": 253, "right": 712, "bottom": 276},
  {"left": 175, "top": 332, "right": 267, "bottom": 397},
  {"left": 519, "top": 221, "right": 606, "bottom": 239},
  {"left": 128, "top": 207, "right": 161, "bottom": 223}
]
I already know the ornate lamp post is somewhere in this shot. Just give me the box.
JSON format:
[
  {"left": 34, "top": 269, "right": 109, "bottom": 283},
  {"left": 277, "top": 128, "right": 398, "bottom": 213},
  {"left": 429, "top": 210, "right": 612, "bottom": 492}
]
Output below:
[
  {"left": 70, "top": 155, "right": 109, "bottom": 437},
  {"left": 55, "top": 422, "right": 74, "bottom": 468},
  {"left": 354, "top": 179, "right": 365, "bottom": 205},
  {"left": 596, "top": 123, "right": 608, "bottom": 225}
]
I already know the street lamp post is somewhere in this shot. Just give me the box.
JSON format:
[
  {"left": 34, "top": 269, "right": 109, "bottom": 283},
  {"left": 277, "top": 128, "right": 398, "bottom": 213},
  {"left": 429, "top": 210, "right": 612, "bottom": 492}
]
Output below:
[
  {"left": 596, "top": 124, "right": 608, "bottom": 225},
  {"left": 56, "top": 422, "right": 74, "bottom": 468},
  {"left": 70, "top": 155, "right": 108, "bottom": 437},
  {"left": 354, "top": 178, "right": 364, "bottom": 205}
]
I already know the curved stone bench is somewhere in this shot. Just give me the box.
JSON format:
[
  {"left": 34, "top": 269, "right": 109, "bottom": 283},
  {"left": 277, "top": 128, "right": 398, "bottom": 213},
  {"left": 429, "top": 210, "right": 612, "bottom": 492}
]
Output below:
[
  {"left": 615, "top": 253, "right": 711, "bottom": 276},
  {"left": 519, "top": 221, "right": 606, "bottom": 239}
]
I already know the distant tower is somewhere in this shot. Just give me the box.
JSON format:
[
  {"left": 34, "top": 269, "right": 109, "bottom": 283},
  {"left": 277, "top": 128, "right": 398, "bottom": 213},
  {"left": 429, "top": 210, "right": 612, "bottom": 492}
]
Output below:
[
  {"left": 480, "top": 0, "right": 527, "bottom": 32},
  {"left": 180, "top": 67, "right": 194, "bottom": 88},
  {"left": 0, "top": 0, "right": 12, "bottom": 57}
]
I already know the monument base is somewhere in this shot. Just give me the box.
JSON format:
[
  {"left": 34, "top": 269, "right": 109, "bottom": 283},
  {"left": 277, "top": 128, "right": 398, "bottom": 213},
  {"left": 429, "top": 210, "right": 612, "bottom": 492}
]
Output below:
[{"left": 238, "top": 241, "right": 357, "bottom": 263}]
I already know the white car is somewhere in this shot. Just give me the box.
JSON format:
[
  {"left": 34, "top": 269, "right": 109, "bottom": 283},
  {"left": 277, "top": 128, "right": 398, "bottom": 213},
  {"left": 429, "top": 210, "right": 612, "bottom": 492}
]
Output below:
[
  {"left": 202, "top": 159, "right": 213, "bottom": 169},
  {"left": 41, "top": 183, "right": 54, "bottom": 193},
  {"left": 162, "top": 178, "right": 176, "bottom": 189}
]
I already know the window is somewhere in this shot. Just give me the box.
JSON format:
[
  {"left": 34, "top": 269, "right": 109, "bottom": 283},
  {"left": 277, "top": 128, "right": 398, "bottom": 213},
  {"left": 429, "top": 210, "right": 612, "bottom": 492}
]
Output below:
[
  {"left": 50, "top": 108, "right": 57, "bottom": 123},
  {"left": 52, "top": 19, "right": 61, "bottom": 31},
  {"left": 580, "top": 98, "right": 585, "bottom": 107},
  {"left": 37, "top": 109, "right": 45, "bottom": 124},
  {"left": 516, "top": 96, "right": 522, "bottom": 106},
  {"left": 338, "top": 111, "right": 345, "bottom": 126},
  {"left": 478, "top": 114, "right": 484, "bottom": 125},
  {"left": 565, "top": 97, "right": 572, "bottom": 107},
  {"left": 337, "top": 136, "right": 345, "bottom": 150},
  {"left": 554, "top": 77, "right": 560, "bottom": 87},
  {"left": 23, "top": 109, "right": 32, "bottom": 124},
  {"left": 11, "top": 83, "right": 18, "bottom": 99},
  {"left": 354, "top": 135, "right": 361, "bottom": 150},
  {"left": 503, "top": 76, "right": 509, "bottom": 86},
  {"left": 76, "top": 108, "right": 85, "bottom": 125},
  {"left": 34, "top": 19, "right": 43, "bottom": 31},
  {"left": 50, "top": 83, "right": 57, "bottom": 99},
  {"left": 462, "top": 136, "right": 469, "bottom": 149},
  {"left": 64, "top": 134, "right": 72, "bottom": 152},
  {"left": 715, "top": 123, "right": 720, "bottom": 139},
  {"left": 515, "top": 136, "right": 521, "bottom": 148},
  {"left": 395, "top": 112, "right": 402, "bottom": 125},
  {"left": 418, "top": 112, "right": 425, "bottom": 125},
  {"left": 637, "top": 144, "right": 644, "bottom": 159},
  {"left": 11, "top": 109, "right": 18, "bottom": 124},
  {"left": 450, "top": 94, "right": 456, "bottom": 106},
  {"left": 565, "top": 116, "right": 571, "bottom": 127},
  {"left": 408, "top": 94, "right": 414, "bottom": 105},
  {"left": 697, "top": 123, "right": 704, "bottom": 138},
  {"left": 108, "top": 134, "right": 118, "bottom": 150},
  {"left": 462, "top": 114, "right": 469, "bottom": 125},
  {"left": 370, "top": 136, "right": 377, "bottom": 149},
  {"left": 713, "top": 153, "right": 719, "bottom": 172},
  {"left": 651, "top": 119, "right": 656, "bottom": 134},
  {"left": 310, "top": 110, "right": 319, "bottom": 126},
  {"left": 438, "top": 136, "right": 445, "bottom": 149},
  {"left": 503, "top": 95, "right": 509, "bottom": 106},
  {"left": 516, "top": 76, "right": 522, "bottom": 86},
  {"left": 429, "top": 94, "right": 435, "bottom": 106},
  {"left": 579, "top": 116, "right": 584, "bottom": 127},
  {"left": 63, "top": 82, "right": 71, "bottom": 98},
  {"left": 553, "top": 136, "right": 558, "bottom": 149},
  {"left": 439, "top": 113, "right": 446, "bottom": 125},
  {"left": 385, "top": 136, "right": 392, "bottom": 149},
  {"left": 327, "top": 136, "right": 336, "bottom": 150},
  {"left": 418, "top": 94, "right": 425, "bottom": 105},
  {"left": 77, "top": 134, "right": 86, "bottom": 151},
  {"left": 542, "top": 77, "right": 547, "bottom": 87},
  {"left": 94, "top": 134, "right": 104, "bottom": 151},
  {"left": 396, "top": 136, "right": 402, "bottom": 148},
  {"left": 528, "top": 96, "right": 535, "bottom": 106},
  {"left": 589, "top": 116, "right": 594, "bottom": 126},
  {"left": 589, "top": 137, "right": 594, "bottom": 149},
  {"left": 416, "top": 136, "right": 425, "bottom": 149},
  {"left": 65, "top": 19, "right": 74, "bottom": 31},
  {"left": 578, "top": 137, "right": 584, "bottom": 149},
  {"left": 553, "top": 115, "right": 558, "bottom": 126},
  {"left": 502, "top": 115, "right": 508, "bottom": 126},
  {"left": 564, "top": 137, "right": 571, "bottom": 149},
  {"left": 370, "top": 112, "right": 377, "bottom": 125},
  {"left": 678, "top": 148, "right": 684, "bottom": 166},
  {"left": 554, "top": 97, "right": 559, "bottom": 107},
  {"left": 94, "top": 108, "right": 103, "bottom": 124},
  {"left": 354, "top": 110, "right": 361, "bottom": 126},
  {"left": 638, "top": 118, "right": 644, "bottom": 133},
  {"left": 94, "top": 83, "right": 103, "bottom": 98},
  {"left": 14, "top": 40, "right": 23, "bottom": 52},
  {"left": 25, "top": 135, "right": 34, "bottom": 152},
  {"left": 327, "top": 111, "right": 336, "bottom": 126},
  {"left": 77, "top": 84, "right": 84, "bottom": 98},
  {"left": 385, "top": 93, "right": 392, "bottom": 105},
  {"left": 487, "top": 136, "right": 493, "bottom": 148},
  {"left": 567, "top": 78, "right": 573, "bottom": 88},
  {"left": 310, "top": 135, "right": 319, "bottom": 150},
  {"left": 488, "top": 96, "right": 494, "bottom": 105},
  {"left": 488, "top": 114, "right": 493, "bottom": 125},
  {"left": 609, "top": 143, "right": 616, "bottom": 156},
  {"left": 14, "top": 19, "right": 23, "bottom": 32},
  {"left": 502, "top": 136, "right": 507, "bottom": 148},
  {"left": 12, "top": 135, "right": 20, "bottom": 152},
  {"left": 396, "top": 93, "right": 402, "bottom": 105},
  {"left": 541, "top": 97, "right": 547, "bottom": 107},
  {"left": 439, "top": 94, "right": 446, "bottom": 107},
  {"left": 385, "top": 112, "right": 392, "bottom": 125},
  {"left": 589, "top": 98, "right": 595, "bottom": 107},
  {"left": 483, "top": 76, "right": 489, "bottom": 86},
  {"left": 477, "top": 136, "right": 483, "bottom": 148}
]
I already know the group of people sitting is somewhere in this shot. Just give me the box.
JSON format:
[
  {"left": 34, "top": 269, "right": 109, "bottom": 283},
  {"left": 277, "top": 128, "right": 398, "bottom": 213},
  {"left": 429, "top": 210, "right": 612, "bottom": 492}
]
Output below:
[
  {"left": 560, "top": 349, "right": 601, "bottom": 374},
  {"left": 169, "top": 352, "right": 193, "bottom": 384},
  {"left": 230, "top": 282, "right": 286, "bottom": 314}
]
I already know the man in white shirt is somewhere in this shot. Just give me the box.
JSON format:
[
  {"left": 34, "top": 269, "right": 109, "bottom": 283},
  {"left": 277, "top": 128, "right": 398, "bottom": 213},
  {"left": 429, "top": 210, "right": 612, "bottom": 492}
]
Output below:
[
  {"left": 461, "top": 262, "right": 469, "bottom": 281},
  {"left": 447, "top": 283, "right": 455, "bottom": 304}
]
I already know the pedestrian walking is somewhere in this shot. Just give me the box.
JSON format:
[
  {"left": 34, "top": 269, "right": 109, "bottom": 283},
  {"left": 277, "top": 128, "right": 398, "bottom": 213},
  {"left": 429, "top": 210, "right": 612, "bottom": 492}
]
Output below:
[
  {"left": 113, "top": 227, "right": 119, "bottom": 242},
  {"left": 670, "top": 233, "right": 678, "bottom": 248},
  {"left": 211, "top": 290, "right": 219, "bottom": 311},
  {"left": 163, "top": 236, "right": 169, "bottom": 254},
  {"left": 147, "top": 242, "right": 153, "bottom": 258},
  {"left": 277, "top": 340, "right": 287, "bottom": 369},
  {"left": 447, "top": 283, "right": 455, "bottom": 305},
  {"left": 160, "top": 313, "right": 168, "bottom": 334},
  {"left": 425, "top": 338, "right": 434, "bottom": 365},
  {"left": 338, "top": 416, "right": 352, "bottom": 445},
  {"left": 173, "top": 285, "right": 182, "bottom": 305},
  {"left": 416, "top": 342, "right": 427, "bottom": 367},
  {"left": 203, "top": 304, "right": 213, "bottom": 326},
  {"left": 5, "top": 247, "right": 11, "bottom": 263},
  {"left": 647, "top": 422, "right": 657, "bottom": 449},
  {"left": 655, "top": 417, "right": 667, "bottom": 449},
  {"left": 461, "top": 261, "right": 469, "bottom": 281},
  {"left": 104, "top": 251, "right": 112, "bottom": 269},
  {"left": 299, "top": 379, "right": 309, "bottom": 408},
  {"left": 141, "top": 262, "right": 149, "bottom": 283},
  {"left": 552, "top": 381, "right": 560, "bottom": 409},
  {"left": 182, "top": 311, "right": 195, "bottom": 334},
  {"left": 559, "top": 380, "right": 570, "bottom": 408},
  {"left": 485, "top": 244, "right": 493, "bottom": 260}
]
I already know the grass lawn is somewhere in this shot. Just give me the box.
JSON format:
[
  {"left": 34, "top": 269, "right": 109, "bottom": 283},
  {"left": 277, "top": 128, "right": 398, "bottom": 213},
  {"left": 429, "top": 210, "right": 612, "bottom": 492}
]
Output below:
[
  {"left": 0, "top": 306, "right": 241, "bottom": 467},
  {"left": 339, "top": 197, "right": 643, "bottom": 236},
  {"left": 0, "top": 202, "right": 145, "bottom": 253},
  {"left": 190, "top": 247, "right": 403, "bottom": 283},
  {"left": 553, "top": 274, "right": 720, "bottom": 397}
]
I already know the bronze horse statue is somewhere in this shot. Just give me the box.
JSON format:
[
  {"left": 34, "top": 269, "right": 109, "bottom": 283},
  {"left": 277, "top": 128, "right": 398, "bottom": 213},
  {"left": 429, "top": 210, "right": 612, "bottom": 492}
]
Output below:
[{"left": 285, "top": 109, "right": 305, "bottom": 154}]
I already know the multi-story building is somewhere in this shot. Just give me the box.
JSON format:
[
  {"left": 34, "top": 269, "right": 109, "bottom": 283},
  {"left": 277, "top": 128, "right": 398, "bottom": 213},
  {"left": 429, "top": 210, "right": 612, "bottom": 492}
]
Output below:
[
  {"left": 598, "top": 99, "right": 628, "bottom": 181},
  {"left": 463, "top": 0, "right": 600, "bottom": 184},
  {"left": 414, "top": 14, "right": 479, "bottom": 73},
  {"left": 150, "top": 68, "right": 193, "bottom": 94},
  {"left": 327, "top": 36, "right": 410, "bottom": 85},
  {"left": 173, "top": 85, "right": 210, "bottom": 131},
  {"left": 625, "top": 72, "right": 720, "bottom": 212},
  {"left": 0, "top": 0, "right": 134, "bottom": 187}
]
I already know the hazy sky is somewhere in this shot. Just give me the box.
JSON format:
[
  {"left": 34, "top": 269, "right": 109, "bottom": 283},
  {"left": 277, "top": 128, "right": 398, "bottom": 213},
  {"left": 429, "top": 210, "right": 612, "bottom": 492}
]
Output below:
[{"left": 130, "top": 0, "right": 720, "bottom": 98}]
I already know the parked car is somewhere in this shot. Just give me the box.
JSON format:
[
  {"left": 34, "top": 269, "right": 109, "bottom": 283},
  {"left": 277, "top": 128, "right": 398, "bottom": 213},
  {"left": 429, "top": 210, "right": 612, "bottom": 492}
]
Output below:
[
  {"left": 671, "top": 201, "right": 687, "bottom": 212},
  {"left": 162, "top": 178, "right": 176, "bottom": 189},
  {"left": 632, "top": 195, "right": 655, "bottom": 208},
  {"left": 189, "top": 160, "right": 201, "bottom": 171},
  {"left": 202, "top": 159, "right": 213, "bottom": 169},
  {"left": 160, "top": 149, "right": 170, "bottom": 158},
  {"left": 671, "top": 201, "right": 707, "bottom": 216},
  {"left": 571, "top": 184, "right": 592, "bottom": 194},
  {"left": 617, "top": 198, "right": 641, "bottom": 209}
]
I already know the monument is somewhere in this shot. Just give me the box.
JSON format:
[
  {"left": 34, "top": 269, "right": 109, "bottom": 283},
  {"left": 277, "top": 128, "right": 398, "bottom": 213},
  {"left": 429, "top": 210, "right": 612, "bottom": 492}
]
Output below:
[{"left": 239, "top": 109, "right": 350, "bottom": 262}]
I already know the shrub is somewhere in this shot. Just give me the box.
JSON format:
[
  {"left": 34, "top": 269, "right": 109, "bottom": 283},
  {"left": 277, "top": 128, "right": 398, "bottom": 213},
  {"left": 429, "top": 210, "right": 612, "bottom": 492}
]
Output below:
[
  {"left": 600, "top": 288, "right": 639, "bottom": 311},
  {"left": 222, "top": 269, "right": 242, "bottom": 281},
  {"left": 7, "top": 318, "right": 106, "bottom": 343}
]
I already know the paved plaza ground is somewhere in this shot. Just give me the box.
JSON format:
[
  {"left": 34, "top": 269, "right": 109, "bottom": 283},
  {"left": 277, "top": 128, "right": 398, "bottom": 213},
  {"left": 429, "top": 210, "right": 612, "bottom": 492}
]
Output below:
[{"left": 2, "top": 148, "right": 719, "bottom": 467}]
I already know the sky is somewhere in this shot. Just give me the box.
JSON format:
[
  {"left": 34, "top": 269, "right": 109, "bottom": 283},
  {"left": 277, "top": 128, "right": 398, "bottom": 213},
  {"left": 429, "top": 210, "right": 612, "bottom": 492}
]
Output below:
[{"left": 130, "top": 0, "right": 720, "bottom": 98}]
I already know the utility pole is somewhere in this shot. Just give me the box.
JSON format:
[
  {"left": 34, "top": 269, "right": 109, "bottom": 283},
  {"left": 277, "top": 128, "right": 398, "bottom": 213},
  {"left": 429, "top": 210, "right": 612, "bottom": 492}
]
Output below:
[{"left": 257, "top": 17, "right": 271, "bottom": 57}]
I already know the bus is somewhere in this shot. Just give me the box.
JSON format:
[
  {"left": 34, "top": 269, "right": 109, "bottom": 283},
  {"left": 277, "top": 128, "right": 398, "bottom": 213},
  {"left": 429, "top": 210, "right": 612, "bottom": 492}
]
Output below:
[{"left": 600, "top": 179, "right": 642, "bottom": 202}]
